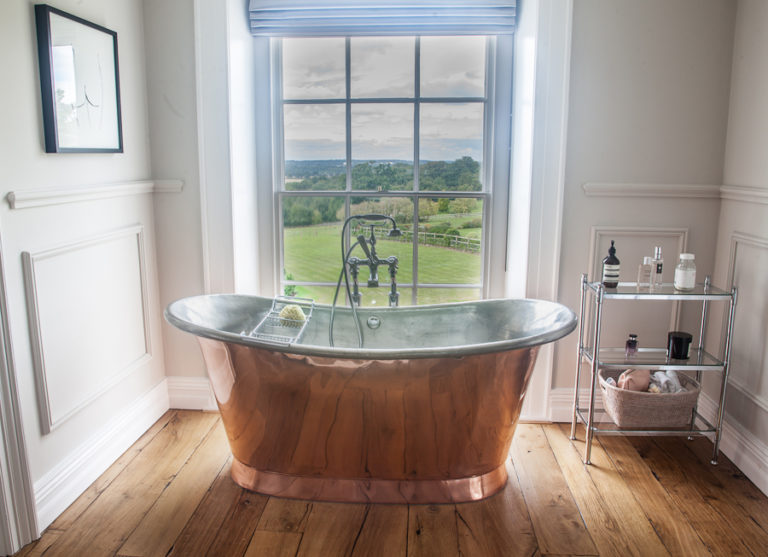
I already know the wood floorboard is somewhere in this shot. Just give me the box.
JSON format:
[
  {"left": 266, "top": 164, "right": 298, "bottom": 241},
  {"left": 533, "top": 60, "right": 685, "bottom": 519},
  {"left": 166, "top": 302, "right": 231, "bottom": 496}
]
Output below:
[
  {"left": 685, "top": 435, "right": 768, "bottom": 533},
  {"left": 511, "top": 424, "right": 596, "bottom": 556},
  {"left": 40, "top": 411, "right": 220, "bottom": 557},
  {"left": 455, "top": 458, "right": 537, "bottom": 557},
  {"left": 256, "top": 498, "right": 314, "bottom": 533},
  {"left": 117, "top": 420, "right": 231, "bottom": 557},
  {"left": 167, "top": 457, "right": 239, "bottom": 557},
  {"left": 296, "top": 502, "right": 368, "bottom": 557},
  {"left": 546, "top": 424, "right": 669, "bottom": 556},
  {"left": 49, "top": 410, "right": 176, "bottom": 531},
  {"left": 628, "top": 436, "right": 754, "bottom": 556},
  {"left": 597, "top": 434, "right": 711, "bottom": 556},
  {"left": 14, "top": 411, "right": 768, "bottom": 557},
  {"left": 205, "top": 488, "right": 269, "bottom": 556},
  {"left": 407, "top": 504, "right": 458, "bottom": 557},
  {"left": 653, "top": 436, "right": 768, "bottom": 556},
  {"left": 350, "top": 504, "right": 407, "bottom": 557}
]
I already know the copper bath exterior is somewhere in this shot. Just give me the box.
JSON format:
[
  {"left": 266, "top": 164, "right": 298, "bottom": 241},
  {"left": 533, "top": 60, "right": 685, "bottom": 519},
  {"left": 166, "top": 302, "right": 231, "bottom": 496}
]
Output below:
[{"left": 165, "top": 295, "right": 576, "bottom": 504}]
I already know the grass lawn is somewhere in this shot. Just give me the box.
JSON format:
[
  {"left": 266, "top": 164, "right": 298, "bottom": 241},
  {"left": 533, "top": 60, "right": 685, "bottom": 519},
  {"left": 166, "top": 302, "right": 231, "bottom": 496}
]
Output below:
[{"left": 284, "top": 222, "right": 482, "bottom": 304}]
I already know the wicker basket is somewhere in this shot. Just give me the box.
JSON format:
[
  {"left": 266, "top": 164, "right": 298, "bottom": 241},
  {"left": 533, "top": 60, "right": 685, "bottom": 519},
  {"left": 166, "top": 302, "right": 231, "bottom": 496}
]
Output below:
[{"left": 598, "top": 369, "right": 700, "bottom": 428}]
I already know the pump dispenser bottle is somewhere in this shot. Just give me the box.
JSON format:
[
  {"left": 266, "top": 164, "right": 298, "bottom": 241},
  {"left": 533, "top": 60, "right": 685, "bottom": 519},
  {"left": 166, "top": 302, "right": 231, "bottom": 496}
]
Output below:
[{"left": 601, "top": 241, "right": 620, "bottom": 288}]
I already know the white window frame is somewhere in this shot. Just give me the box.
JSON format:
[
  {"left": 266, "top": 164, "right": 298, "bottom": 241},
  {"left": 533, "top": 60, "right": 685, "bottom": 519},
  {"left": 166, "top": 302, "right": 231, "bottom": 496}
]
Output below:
[{"left": 270, "top": 35, "right": 515, "bottom": 304}]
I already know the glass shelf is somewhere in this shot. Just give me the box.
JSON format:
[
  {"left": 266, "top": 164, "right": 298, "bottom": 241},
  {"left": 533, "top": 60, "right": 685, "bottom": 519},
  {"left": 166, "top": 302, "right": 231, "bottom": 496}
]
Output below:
[
  {"left": 580, "top": 347, "right": 725, "bottom": 371},
  {"left": 574, "top": 407, "right": 717, "bottom": 436},
  {"left": 586, "top": 281, "right": 732, "bottom": 301}
]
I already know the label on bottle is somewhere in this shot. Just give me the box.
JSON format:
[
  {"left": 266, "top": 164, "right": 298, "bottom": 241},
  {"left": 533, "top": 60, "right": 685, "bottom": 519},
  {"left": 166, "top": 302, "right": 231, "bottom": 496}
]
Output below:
[
  {"left": 674, "top": 267, "right": 696, "bottom": 290},
  {"left": 656, "top": 263, "right": 663, "bottom": 274},
  {"left": 602, "top": 264, "right": 620, "bottom": 283}
]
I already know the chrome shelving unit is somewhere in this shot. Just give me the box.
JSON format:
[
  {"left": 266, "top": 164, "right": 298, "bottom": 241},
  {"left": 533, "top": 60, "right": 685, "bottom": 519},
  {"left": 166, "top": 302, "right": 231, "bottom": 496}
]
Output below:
[{"left": 569, "top": 274, "right": 737, "bottom": 465}]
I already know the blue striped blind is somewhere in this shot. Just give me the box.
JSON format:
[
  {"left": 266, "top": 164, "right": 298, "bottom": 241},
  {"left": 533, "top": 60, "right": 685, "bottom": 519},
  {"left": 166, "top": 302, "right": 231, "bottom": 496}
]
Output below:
[{"left": 248, "top": 1, "right": 517, "bottom": 37}]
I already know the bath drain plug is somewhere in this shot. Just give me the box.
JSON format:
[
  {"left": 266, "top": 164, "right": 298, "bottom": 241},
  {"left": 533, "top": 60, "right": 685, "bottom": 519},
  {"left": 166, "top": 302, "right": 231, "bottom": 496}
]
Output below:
[{"left": 367, "top": 316, "right": 381, "bottom": 329}]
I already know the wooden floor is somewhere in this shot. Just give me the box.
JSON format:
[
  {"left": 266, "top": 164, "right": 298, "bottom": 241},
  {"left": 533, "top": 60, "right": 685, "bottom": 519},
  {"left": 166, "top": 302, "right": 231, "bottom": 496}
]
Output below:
[{"left": 16, "top": 410, "right": 768, "bottom": 557}]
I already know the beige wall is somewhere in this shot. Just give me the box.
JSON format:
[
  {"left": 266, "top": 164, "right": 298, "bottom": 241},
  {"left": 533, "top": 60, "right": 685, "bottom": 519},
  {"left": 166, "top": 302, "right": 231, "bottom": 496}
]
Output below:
[{"left": 552, "top": 0, "right": 736, "bottom": 393}]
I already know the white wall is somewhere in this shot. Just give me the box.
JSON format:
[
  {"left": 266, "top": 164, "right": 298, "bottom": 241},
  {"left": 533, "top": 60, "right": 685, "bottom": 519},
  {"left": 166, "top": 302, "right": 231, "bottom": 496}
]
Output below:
[
  {"left": 551, "top": 0, "right": 735, "bottom": 400},
  {"left": 706, "top": 0, "right": 768, "bottom": 493},
  {"left": 0, "top": 0, "right": 167, "bottom": 537},
  {"left": 143, "top": 0, "right": 207, "bottom": 381}
]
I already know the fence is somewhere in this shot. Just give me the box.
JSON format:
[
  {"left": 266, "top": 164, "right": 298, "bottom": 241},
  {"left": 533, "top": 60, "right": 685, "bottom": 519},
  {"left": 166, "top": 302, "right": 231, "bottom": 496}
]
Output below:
[{"left": 351, "top": 225, "right": 481, "bottom": 253}]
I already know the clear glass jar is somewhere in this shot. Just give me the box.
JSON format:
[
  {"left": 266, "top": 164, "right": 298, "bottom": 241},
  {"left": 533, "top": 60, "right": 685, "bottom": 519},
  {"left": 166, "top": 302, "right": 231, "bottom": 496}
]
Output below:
[{"left": 673, "top": 253, "right": 696, "bottom": 291}]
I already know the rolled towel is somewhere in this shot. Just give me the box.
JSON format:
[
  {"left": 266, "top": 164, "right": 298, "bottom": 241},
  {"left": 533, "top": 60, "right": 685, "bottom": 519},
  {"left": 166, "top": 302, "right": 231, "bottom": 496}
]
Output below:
[
  {"left": 652, "top": 371, "right": 674, "bottom": 393},
  {"left": 617, "top": 369, "right": 650, "bottom": 391},
  {"left": 665, "top": 370, "right": 686, "bottom": 393}
]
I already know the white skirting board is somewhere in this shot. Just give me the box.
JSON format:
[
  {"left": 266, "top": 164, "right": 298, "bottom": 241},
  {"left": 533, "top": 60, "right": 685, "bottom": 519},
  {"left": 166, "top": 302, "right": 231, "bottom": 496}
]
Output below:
[
  {"left": 33, "top": 380, "right": 170, "bottom": 531},
  {"left": 166, "top": 376, "right": 217, "bottom": 411},
  {"left": 547, "top": 387, "right": 768, "bottom": 496}
]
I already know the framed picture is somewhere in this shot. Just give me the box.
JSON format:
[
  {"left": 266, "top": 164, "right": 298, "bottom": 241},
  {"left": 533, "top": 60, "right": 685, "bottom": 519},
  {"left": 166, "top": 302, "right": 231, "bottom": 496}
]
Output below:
[{"left": 35, "top": 4, "right": 123, "bottom": 153}]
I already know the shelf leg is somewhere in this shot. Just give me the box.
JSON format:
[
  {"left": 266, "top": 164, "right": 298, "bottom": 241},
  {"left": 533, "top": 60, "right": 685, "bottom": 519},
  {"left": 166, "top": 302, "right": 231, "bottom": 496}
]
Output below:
[
  {"left": 711, "top": 286, "right": 737, "bottom": 465},
  {"left": 570, "top": 274, "right": 588, "bottom": 440},
  {"left": 690, "top": 277, "right": 710, "bottom": 440},
  {"left": 584, "top": 285, "right": 604, "bottom": 465}
]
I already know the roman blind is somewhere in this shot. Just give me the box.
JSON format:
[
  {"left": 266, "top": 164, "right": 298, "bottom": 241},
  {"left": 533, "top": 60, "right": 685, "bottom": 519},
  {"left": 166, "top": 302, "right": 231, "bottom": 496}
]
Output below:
[{"left": 248, "top": 1, "right": 517, "bottom": 37}]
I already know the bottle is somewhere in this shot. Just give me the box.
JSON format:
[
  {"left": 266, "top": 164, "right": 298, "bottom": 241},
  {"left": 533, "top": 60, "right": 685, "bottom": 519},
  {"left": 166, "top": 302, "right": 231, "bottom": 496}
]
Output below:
[
  {"left": 674, "top": 253, "right": 696, "bottom": 290},
  {"left": 601, "top": 240, "right": 620, "bottom": 288},
  {"left": 625, "top": 333, "right": 638, "bottom": 357},
  {"left": 636, "top": 256, "right": 652, "bottom": 289},
  {"left": 651, "top": 246, "right": 664, "bottom": 289}
]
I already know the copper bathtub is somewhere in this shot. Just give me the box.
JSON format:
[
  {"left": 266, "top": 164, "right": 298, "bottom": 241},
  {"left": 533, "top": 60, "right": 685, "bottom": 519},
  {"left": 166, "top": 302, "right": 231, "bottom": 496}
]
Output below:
[{"left": 165, "top": 295, "right": 576, "bottom": 504}]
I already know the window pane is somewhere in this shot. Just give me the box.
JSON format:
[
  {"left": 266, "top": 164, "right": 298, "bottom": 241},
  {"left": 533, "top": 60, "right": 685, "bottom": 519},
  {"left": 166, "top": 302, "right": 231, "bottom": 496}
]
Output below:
[
  {"left": 417, "top": 288, "right": 481, "bottom": 305},
  {"left": 283, "top": 38, "right": 345, "bottom": 99},
  {"left": 351, "top": 37, "right": 414, "bottom": 98},
  {"left": 282, "top": 197, "right": 345, "bottom": 284},
  {"left": 351, "top": 104, "right": 413, "bottom": 190},
  {"left": 284, "top": 105, "right": 346, "bottom": 190},
  {"left": 417, "top": 197, "right": 483, "bottom": 284},
  {"left": 419, "top": 103, "right": 483, "bottom": 191},
  {"left": 420, "top": 36, "right": 486, "bottom": 98}
]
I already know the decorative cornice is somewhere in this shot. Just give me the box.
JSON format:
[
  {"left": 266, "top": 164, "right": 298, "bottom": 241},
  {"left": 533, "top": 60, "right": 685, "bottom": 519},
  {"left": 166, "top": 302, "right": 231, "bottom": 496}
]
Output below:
[
  {"left": 720, "top": 185, "right": 768, "bottom": 205},
  {"left": 582, "top": 182, "right": 722, "bottom": 199},
  {"left": 6, "top": 179, "right": 184, "bottom": 210}
]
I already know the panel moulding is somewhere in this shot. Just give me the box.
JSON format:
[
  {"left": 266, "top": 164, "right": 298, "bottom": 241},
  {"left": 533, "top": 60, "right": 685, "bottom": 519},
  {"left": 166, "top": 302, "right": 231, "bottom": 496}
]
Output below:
[
  {"left": 723, "top": 231, "right": 768, "bottom": 412},
  {"left": 6, "top": 179, "right": 183, "bottom": 210},
  {"left": 582, "top": 182, "right": 722, "bottom": 199},
  {"left": 22, "top": 225, "right": 153, "bottom": 433}
]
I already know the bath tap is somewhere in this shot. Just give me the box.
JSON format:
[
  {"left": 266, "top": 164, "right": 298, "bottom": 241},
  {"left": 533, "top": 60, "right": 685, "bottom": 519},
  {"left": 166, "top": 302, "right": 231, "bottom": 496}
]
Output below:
[
  {"left": 345, "top": 218, "right": 400, "bottom": 308},
  {"left": 330, "top": 213, "right": 402, "bottom": 348}
]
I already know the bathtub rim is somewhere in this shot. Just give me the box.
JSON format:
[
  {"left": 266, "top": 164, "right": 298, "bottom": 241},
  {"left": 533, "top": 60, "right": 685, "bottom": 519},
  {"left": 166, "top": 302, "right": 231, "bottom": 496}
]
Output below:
[{"left": 165, "top": 293, "right": 577, "bottom": 360}]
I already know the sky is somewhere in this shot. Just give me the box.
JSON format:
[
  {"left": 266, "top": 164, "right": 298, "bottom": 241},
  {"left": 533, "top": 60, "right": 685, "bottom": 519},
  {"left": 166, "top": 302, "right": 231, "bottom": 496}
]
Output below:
[{"left": 282, "top": 36, "right": 485, "bottom": 162}]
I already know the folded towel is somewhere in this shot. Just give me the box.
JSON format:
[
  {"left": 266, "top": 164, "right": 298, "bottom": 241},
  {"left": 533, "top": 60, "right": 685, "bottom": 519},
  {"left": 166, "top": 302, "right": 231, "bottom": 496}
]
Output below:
[
  {"left": 666, "top": 370, "right": 686, "bottom": 392},
  {"left": 649, "top": 371, "right": 687, "bottom": 393},
  {"left": 617, "top": 369, "right": 650, "bottom": 391}
]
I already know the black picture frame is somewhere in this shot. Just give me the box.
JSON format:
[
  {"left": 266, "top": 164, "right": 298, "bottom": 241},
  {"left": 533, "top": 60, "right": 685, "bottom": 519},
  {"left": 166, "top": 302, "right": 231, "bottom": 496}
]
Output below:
[{"left": 35, "top": 4, "right": 123, "bottom": 153}]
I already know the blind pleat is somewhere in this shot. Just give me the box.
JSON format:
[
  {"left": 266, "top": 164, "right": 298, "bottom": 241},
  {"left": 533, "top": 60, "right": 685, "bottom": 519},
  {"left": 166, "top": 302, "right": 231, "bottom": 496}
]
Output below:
[{"left": 248, "top": 1, "right": 517, "bottom": 36}]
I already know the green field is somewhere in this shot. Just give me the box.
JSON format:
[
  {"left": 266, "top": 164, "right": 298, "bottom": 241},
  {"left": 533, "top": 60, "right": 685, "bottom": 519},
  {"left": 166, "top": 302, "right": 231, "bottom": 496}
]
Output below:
[{"left": 284, "top": 222, "right": 483, "bottom": 305}]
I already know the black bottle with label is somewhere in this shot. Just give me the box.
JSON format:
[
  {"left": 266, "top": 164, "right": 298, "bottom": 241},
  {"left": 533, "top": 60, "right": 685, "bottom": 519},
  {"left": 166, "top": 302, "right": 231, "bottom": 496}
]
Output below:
[{"left": 601, "top": 240, "right": 620, "bottom": 288}]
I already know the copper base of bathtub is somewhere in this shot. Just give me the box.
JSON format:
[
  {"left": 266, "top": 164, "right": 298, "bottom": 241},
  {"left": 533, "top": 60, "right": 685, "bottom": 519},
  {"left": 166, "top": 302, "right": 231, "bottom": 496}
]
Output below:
[{"left": 231, "top": 458, "right": 508, "bottom": 504}]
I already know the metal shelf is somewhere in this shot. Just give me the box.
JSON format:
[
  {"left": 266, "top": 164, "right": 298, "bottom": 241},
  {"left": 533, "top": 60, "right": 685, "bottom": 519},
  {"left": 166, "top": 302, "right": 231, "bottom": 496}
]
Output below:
[
  {"left": 570, "top": 274, "right": 738, "bottom": 466},
  {"left": 574, "top": 407, "right": 717, "bottom": 436},
  {"left": 580, "top": 347, "right": 725, "bottom": 371}
]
